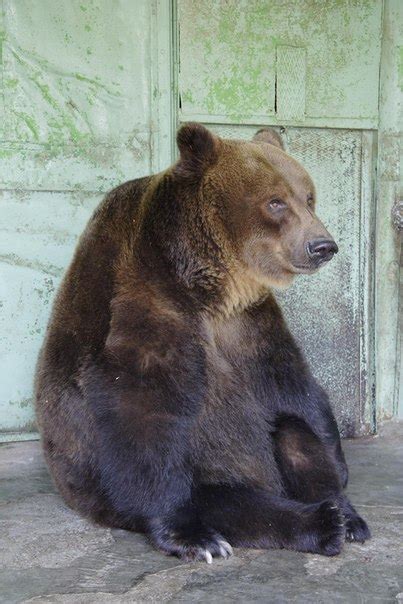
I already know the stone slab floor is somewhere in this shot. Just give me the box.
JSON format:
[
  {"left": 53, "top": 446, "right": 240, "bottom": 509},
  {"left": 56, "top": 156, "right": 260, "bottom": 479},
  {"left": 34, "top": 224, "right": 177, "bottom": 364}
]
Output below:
[{"left": 0, "top": 422, "right": 402, "bottom": 604}]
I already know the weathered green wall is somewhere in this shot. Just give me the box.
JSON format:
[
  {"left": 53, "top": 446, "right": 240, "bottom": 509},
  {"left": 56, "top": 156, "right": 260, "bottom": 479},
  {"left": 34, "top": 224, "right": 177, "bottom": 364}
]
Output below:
[
  {"left": 0, "top": 0, "right": 401, "bottom": 439},
  {"left": 399, "top": 9, "right": 403, "bottom": 420},
  {"left": 0, "top": 0, "right": 173, "bottom": 439}
]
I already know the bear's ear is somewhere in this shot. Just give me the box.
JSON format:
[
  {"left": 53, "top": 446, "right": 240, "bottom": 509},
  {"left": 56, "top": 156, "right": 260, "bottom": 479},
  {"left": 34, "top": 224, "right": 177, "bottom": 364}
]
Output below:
[
  {"left": 252, "top": 128, "right": 285, "bottom": 150},
  {"left": 175, "top": 122, "right": 219, "bottom": 177}
]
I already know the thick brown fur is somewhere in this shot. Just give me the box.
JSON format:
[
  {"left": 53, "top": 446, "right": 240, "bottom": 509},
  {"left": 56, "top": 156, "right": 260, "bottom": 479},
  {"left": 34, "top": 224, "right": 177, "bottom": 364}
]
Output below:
[{"left": 35, "top": 124, "right": 369, "bottom": 561}]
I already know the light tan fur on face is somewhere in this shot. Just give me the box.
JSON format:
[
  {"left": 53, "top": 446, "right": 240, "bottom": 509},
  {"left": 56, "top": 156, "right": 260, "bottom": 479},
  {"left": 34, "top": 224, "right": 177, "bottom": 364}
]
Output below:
[
  {"left": 206, "top": 139, "right": 333, "bottom": 310},
  {"left": 197, "top": 141, "right": 318, "bottom": 317}
]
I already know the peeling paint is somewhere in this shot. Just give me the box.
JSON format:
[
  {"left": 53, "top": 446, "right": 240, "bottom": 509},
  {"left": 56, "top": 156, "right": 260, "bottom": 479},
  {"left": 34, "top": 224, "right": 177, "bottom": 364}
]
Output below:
[{"left": 2, "top": 0, "right": 153, "bottom": 148}]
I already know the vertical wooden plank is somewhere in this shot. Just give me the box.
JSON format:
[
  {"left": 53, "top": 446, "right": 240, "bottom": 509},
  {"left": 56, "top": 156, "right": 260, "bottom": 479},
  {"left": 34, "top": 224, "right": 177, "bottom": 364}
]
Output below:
[
  {"left": 360, "top": 130, "right": 377, "bottom": 432},
  {"left": 276, "top": 46, "right": 306, "bottom": 121},
  {"left": 149, "top": 0, "right": 176, "bottom": 173},
  {"left": 375, "top": 0, "right": 402, "bottom": 421},
  {"left": 0, "top": 0, "right": 4, "bottom": 139}
]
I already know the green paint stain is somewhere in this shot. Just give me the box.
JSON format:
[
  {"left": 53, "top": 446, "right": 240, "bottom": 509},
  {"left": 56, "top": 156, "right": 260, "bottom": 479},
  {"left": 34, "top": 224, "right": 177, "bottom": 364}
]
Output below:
[
  {"left": 19, "top": 113, "right": 40, "bottom": 140},
  {"left": 35, "top": 81, "right": 59, "bottom": 110},
  {"left": 0, "top": 29, "right": 5, "bottom": 64},
  {"left": 182, "top": 90, "right": 195, "bottom": 105},
  {"left": 10, "top": 398, "right": 32, "bottom": 409},
  {"left": 5, "top": 78, "right": 19, "bottom": 89},
  {"left": 74, "top": 72, "right": 99, "bottom": 86},
  {"left": 205, "top": 69, "right": 265, "bottom": 115}
]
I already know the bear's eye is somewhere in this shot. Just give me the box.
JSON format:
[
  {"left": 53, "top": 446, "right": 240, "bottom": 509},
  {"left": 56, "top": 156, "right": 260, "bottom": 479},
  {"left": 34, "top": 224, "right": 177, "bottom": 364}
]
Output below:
[
  {"left": 268, "top": 198, "right": 286, "bottom": 210},
  {"left": 307, "top": 196, "right": 314, "bottom": 207}
]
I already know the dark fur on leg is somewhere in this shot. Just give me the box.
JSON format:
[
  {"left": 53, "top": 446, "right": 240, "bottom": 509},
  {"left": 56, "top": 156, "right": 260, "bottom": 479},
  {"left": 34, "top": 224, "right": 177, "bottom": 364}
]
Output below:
[
  {"left": 273, "top": 415, "right": 370, "bottom": 543},
  {"left": 273, "top": 415, "right": 342, "bottom": 501},
  {"left": 192, "top": 484, "right": 345, "bottom": 557}
]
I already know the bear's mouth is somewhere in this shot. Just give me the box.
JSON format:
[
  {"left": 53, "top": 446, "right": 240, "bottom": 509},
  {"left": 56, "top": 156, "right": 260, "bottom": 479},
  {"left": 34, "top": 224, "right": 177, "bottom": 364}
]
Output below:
[{"left": 291, "top": 264, "right": 318, "bottom": 275}]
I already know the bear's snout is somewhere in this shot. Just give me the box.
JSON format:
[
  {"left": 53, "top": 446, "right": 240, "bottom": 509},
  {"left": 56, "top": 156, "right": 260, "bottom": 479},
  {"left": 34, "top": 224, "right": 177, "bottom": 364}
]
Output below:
[{"left": 306, "top": 238, "right": 338, "bottom": 265}]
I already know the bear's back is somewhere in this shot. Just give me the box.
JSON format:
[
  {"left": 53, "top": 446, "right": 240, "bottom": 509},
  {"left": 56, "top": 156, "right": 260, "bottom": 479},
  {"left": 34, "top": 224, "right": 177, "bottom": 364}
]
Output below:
[{"left": 35, "top": 176, "right": 153, "bottom": 406}]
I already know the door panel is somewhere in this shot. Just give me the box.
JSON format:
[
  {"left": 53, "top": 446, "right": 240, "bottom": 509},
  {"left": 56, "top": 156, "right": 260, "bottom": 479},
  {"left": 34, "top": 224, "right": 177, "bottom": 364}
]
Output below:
[
  {"left": 0, "top": 190, "right": 100, "bottom": 436},
  {"left": 3, "top": 1, "right": 151, "bottom": 146},
  {"left": 178, "top": 0, "right": 382, "bottom": 128}
]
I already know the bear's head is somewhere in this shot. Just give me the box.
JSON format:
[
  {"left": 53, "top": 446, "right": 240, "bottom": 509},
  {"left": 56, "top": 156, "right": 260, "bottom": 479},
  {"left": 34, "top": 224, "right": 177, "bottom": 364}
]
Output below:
[{"left": 174, "top": 122, "right": 337, "bottom": 296}]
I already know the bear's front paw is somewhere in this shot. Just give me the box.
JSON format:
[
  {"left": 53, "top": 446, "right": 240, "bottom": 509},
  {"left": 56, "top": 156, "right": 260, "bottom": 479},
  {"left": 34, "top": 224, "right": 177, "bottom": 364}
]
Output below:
[
  {"left": 310, "top": 500, "right": 345, "bottom": 557},
  {"left": 345, "top": 514, "right": 371, "bottom": 543},
  {"left": 149, "top": 520, "right": 233, "bottom": 563}
]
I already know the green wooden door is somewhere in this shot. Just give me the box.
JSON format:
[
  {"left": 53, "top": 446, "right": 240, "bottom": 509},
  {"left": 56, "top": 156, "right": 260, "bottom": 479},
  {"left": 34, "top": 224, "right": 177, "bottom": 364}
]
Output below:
[{"left": 176, "top": 0, "right": 398, "bottom": 436}]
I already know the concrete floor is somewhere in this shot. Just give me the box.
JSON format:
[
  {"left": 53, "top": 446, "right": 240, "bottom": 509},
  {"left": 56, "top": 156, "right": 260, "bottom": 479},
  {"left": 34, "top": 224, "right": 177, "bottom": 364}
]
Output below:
[{"left": 0, "top": 422, "right": 402, "bottom": 604}]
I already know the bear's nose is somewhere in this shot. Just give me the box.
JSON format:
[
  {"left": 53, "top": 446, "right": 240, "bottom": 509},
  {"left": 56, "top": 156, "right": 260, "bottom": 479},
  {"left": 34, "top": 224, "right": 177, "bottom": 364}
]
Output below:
[{"left": 307, "top": 239, "right": 338, "bottom": 263}]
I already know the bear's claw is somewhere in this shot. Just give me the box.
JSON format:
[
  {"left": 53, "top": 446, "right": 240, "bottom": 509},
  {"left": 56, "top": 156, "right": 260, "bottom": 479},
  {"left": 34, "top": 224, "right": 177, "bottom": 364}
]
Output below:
[
  {"left": 179, "top": 534, "right": 233, "bottom": 563},
  {"left": 345, "top": 514, "right": 371, "bottom": 543},
  {"left": 218, "top": 539, "right": 234, "bottom": 557},
  {"left": 204, "top": 550, "right": 213, "bottom": 564}
]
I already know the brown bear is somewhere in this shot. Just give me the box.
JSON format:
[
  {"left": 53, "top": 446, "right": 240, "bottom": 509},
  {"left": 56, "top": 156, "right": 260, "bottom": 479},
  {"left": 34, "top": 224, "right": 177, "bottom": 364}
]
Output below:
[{"left": 35, "top": 123, "right": 370, "bottom": 562}]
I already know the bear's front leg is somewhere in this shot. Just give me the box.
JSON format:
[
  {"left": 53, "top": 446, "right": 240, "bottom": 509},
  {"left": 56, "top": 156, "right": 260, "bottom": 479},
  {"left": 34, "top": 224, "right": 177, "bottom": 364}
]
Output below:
[
  {"left": 273, "top": 415, "right": 370, "bottom": 543},
  {"left": 289, "top": 378, "right": 349, "bottom": 488},
  {"left": 81, "top": 303, "right": 232, "bottom": 562}
]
